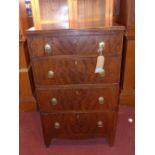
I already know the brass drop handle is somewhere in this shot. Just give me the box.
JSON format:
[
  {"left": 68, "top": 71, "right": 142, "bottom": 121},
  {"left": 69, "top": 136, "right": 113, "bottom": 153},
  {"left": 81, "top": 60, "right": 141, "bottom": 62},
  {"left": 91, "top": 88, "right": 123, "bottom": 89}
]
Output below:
[
  {"left": 44, "top": 43, "right": 52, "bottom": 54},
  {"left": 54, "top": 122, "right": 60, "bottom": 129},
  {"left": 98, "top": 42, "right": 105, "bottom": 55},
  {"left": 99, "top": 42, "right": 105, "bottom": 47},
  {"left": 97, "top": 121, "right": 103, "bottom": 128},
  {"left": 48, "top": 70, "right": 54, "bottom": 78},
  {"left": 98, "top": 96, "right": 104, "bottom": 104},
  {"left": 50, "top": 98, "right": 57, "bottom": 105}
]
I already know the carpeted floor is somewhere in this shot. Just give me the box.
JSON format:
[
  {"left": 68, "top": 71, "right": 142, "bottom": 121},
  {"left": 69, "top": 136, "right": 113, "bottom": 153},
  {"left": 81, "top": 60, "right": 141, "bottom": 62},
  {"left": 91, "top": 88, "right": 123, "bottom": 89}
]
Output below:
[{"left": 19, "top": 107, "right": 135, "bottom": 155}]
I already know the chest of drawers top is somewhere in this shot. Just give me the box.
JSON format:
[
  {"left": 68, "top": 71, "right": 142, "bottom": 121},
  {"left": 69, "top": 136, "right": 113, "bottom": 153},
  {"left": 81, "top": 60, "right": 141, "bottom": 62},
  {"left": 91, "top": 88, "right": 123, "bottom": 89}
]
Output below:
[{"left": 27, "top": 27, "right": 124, "bottom": 57}]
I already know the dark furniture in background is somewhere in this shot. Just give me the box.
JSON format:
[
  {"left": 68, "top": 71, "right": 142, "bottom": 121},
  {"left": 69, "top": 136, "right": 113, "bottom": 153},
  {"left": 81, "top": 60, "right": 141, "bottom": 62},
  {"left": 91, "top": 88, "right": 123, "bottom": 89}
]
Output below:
[
  {"left": 119, "top": 0, "right": 135, "bottom": 106},
  {"left": 19, "top": 0, "right": 36, "bottom": 111}
]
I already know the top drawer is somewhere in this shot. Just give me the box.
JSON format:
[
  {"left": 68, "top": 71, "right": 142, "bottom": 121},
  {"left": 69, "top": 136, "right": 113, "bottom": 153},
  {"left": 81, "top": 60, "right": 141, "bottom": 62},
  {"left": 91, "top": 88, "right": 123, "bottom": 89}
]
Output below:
[{"left": 27, "top": 32, "right": 123, "bottom": 58}]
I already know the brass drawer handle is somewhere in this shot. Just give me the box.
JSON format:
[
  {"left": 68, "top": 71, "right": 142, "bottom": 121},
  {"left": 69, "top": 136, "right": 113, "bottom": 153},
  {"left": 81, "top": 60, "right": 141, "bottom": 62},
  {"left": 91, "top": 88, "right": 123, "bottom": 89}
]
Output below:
[
  {"left": 98, "top": 42, "right": 105, "bottom": 54},
  {"left": 97, "top": 121, "right": 103, "bottom": 128},
  {"left": 50, "top": 98, "right": 57, "bottom": 105},
  {"left": 54, "top": 122, "right": 60, "bottom": 129},
  {"left": 48, "top": 70, "right": 54, "bottom": 78},
  {"left": 44, "top": 43, "right": 52, "bottom": 54},
  {"left": 98, "top": 96, "right": 104, "bottom": 104}
]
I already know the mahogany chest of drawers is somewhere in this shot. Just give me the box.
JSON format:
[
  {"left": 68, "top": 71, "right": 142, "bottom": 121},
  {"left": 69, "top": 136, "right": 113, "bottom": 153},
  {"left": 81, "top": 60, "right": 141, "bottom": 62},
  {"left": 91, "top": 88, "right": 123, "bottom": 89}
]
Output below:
[{"left": 27, "top": 27, "right": 124, "bottom": 147}]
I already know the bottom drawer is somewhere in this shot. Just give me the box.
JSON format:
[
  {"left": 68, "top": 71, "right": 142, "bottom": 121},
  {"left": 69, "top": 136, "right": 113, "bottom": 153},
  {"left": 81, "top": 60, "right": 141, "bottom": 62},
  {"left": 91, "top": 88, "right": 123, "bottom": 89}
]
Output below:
[{"left": 41, "top": 111, "right": 117, "bottom": 143}]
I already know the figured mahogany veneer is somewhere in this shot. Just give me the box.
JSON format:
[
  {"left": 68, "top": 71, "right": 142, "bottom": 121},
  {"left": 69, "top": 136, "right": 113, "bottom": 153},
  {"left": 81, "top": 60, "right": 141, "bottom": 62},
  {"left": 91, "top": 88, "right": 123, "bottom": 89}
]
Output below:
[
  {"left": 27, "top": 27, "right": 124, "bottom": 147},
  {"left": 27, "top": 32, "right": 123, "bottom": 57},
  {"left": 36, "top": 85, "right": 119, "bottom": 112},
  {"left": 32, "top": 56, "right": 122, "bottom": 85},
  {"left": 41, "top": 111, "right": 117, "bottom": 146}
]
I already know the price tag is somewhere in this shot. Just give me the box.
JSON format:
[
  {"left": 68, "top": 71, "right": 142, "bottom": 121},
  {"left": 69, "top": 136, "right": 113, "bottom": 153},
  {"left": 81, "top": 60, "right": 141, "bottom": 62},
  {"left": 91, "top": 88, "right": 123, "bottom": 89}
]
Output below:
[{"left": 95, "top": 55, "right": 105, "bottom": 73}]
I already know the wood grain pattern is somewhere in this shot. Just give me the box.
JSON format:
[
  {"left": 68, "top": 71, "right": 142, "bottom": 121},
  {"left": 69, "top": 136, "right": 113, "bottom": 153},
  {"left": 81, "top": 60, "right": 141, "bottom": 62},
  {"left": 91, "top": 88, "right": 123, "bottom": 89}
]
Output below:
[
  {"left": 27, "top": 32, "right": 123, "bottom": 57},
  {"left": 127, "top": 0, "right": 135, "bottom": 27},
  {"left": 32, "top": 56, "right": 122, "bottom": 85},
  {"left": 27, "top": 27, "right": 124, "bottom": 146},
  {"left": 19, "top": 96, "right": 37, "bottom": 112},
  {"left": 19, "top": 40, "right": 30, "bottom": 68},
  {"left": 19, "top": 0, "right": 37, "bottom": 112},
  {"left": 31, "top": 0, "right": 114, "bottom": 28},
  {"left": 31, "top": 0, "right": 41, "bottom": 29},
  {"left": 41, "top": 111, "right": 117, "bottom": 147},
  {"left": 36, "top": 85, "right": 119, "bottom": 112},
  {"left": 119, "top": 0, "right": 135, "bottom": 28},
  {"left": 113, "top": 0, "right": 120, "bottom": 22},
  {"left": 19, "top": 68, "right": 33, "bottom": 97},
  {"left": 39, "top": 0, "right": 69, "bottom": 22},
  {"left": 121, "top": 39, "right": 135, "bottom": 91},
  {"left": 120, "top": 37, "right": 135, "bottom": 106},
  {"left": 19, "top": 68, "right": 37, "bottom": 111},
  {"left": 119, "top": 91, "right": 135, "bottom": 106},
  {"left": 19, "top": 0, "right": 29, "bottom": 40},
  {"left": 118, "top": 0, "right": 135, "bottom": 106},
  {"left": 19, "top": 0, "right": 34, "bottom": 39},
  {"left": 69, "top": 0, "right": 106, "bottom": 27}
]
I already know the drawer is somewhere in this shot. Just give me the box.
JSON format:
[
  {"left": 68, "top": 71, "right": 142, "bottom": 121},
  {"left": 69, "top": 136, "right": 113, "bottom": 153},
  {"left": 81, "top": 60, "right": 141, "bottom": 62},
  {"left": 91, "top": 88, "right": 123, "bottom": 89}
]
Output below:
[
  {"left": 32, "top": 56, "right": 121, "bottom": 85},
  {"left": 27, "top": 33, "right": 123, "bottom": 57},
  {"left": 41, "top": 112, "right": 116, "bottom": 138},
  {"left": 37, "top": 86, "right": 119, "bottom": 112}
]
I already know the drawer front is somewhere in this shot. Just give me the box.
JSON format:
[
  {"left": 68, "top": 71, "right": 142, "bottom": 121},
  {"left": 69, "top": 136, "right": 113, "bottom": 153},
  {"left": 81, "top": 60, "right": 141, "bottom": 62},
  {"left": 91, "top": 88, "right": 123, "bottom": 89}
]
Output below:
[
  {"left": 32, "top": 56, "right": 121, "bottom": 85},
  {"left": 41, "top": 112, "right": 115, "bottom": 138},
  {"left": 37, "top": 86, "right": 119, "bottom": 112},
  {"left": 27, "top": 33, "right": 123, "bottom": 57}
]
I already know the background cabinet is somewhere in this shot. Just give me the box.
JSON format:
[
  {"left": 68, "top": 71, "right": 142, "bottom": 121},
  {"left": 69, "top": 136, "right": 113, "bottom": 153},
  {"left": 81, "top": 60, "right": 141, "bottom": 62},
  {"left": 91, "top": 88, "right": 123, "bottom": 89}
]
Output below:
[
  {"left": 31, "top": 0, "right": 114, "bottom": 29},
  {"left": 19, "top": 0, "right": 36, "bottom": 111},
  {"left": 119, "top": 0, "right": 135, "bottom": 106}
]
